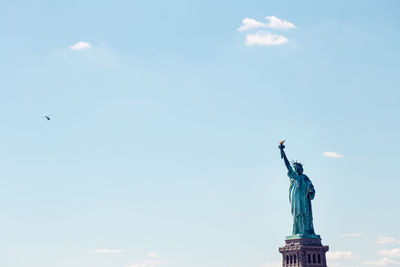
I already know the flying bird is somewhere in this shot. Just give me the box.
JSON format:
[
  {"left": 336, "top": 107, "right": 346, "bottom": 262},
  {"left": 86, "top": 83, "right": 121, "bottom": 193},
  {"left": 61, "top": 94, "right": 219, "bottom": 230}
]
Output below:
[{"left": 44, "top": 116, "right": 51, "bottom": 121}]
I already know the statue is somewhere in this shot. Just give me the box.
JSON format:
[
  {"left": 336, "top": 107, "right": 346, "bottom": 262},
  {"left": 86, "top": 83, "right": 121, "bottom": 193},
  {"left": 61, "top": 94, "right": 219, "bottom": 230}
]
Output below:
[{"left": 279, "top": 140, "right": 319, "bottom": 239}]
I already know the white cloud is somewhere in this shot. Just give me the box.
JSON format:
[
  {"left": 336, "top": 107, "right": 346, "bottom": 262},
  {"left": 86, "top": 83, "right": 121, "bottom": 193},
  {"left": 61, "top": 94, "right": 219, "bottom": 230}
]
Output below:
[
  {"left": 327, "top": 251, "right": 357, "bottom": 260},
  {"left": 69, "top": 41, "right": 91, "bottom": 51},
  {"left": 265, "top": 16, "right": 296, "bottom": 30},
  {"left": 238, "top": 18, "right": 267, "bottom": 31},
  {"left": 147, "top": 252, "right": 160, "bottom": 258},
  {"left": 89, "top": 248, "right": 125, "bottom": 254},
  {"left": 379, "top": 248, "right": 400, "bottom": 258},
  {"left": 238, "top": 16, "right": 296, "bottom": 31},
  {"left": 363, "top": 257, "right": 400, "bottom": 266},
  {"left": 238, "top": 16, "right": 295, "bottom": 46},
  {"left": 125, "top": 260, "right": 169, "bottom": 267},
  {"left": 261, "top": 262, "right": 281, "bottom": 267},
  {"left": 323, "top": 151, "right": 343, "bottom": 158},
  {"left": 377, "top": 237, "right": 398, "bottom": 244},
  {"left": 341, "top": 233, "right": 365, "bottom": 238},
  {"left": 245, "top": 31, "right": 288, "bottom": 46}
]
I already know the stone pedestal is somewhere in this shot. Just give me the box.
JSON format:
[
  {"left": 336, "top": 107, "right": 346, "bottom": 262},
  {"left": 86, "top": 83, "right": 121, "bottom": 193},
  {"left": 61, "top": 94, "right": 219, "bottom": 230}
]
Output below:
[{"left": 279, "top": 238, "right": 329, "bottom": 267}]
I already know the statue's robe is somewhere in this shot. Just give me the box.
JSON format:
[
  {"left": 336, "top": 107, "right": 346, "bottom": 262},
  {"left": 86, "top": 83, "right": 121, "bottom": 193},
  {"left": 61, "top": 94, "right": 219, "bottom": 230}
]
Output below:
[{"left": 288, "top": 169, "right": 316, "bottom": 236}]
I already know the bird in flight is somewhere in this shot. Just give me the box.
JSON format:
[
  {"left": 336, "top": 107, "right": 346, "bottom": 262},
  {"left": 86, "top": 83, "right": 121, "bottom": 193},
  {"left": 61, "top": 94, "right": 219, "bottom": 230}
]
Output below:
[{"left": 44, "top": 116, "right": 51, "bottom": 121}]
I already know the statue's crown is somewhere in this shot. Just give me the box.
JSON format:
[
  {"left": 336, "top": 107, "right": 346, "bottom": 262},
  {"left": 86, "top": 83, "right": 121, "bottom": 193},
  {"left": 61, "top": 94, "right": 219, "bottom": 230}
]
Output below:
[{"left": 291, "top": 160, "right": 303, "bottom": 168}]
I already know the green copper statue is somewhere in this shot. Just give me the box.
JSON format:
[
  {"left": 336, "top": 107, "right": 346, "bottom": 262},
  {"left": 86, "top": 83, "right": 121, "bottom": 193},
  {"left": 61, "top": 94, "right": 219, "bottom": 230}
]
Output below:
[{"left": 279, "top": 140, "right": 319, "bottom": 239}]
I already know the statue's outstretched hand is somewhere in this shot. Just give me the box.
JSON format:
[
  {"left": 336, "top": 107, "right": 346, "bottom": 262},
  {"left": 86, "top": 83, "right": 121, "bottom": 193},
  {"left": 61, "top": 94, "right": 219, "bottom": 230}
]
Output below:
[
  {"left": 279, "top": 140, "right": 286, "bottom": 158},
  {"left": 279, "top": 140, "right": 285, "bottom": 149}
]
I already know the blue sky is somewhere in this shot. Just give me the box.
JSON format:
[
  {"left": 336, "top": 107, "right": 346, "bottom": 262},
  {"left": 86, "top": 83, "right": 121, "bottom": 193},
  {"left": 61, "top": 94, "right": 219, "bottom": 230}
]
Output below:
[{"left": 1, "top": 0, "right": 400, "bottom": 267}]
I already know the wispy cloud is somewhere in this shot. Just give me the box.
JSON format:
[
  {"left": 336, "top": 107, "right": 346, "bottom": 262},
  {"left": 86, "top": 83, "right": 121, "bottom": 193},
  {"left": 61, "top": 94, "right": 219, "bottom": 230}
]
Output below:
[
  {"left": 327, "top": 251, "right": 357, "bottom": 260},
  {"left": 89, "top": 248, "right": 125, "bottom": 254},
  {"left": 265, "top": 16, "right": 296, "bottom": 30},
  {"left": 261, "top": 262, "right": 281, "bottom": 267},
  {"left": 379, "top": 248, "right": 400, "bottom": 258},
  {"left": 376, "top": 237, "right": 398, "bottom": 244},
  {"left": 363, "top": 257, "right": 400, "bottom": 266},
  {"left": 146, "top": 252, "right": 160, "bottom": 258},
  {"left": 323, "top": 151, "right": 343, "bottom": 158},
  {"left": 238, "top": 18, "right": 267, "bottom": 31},
  {"left": 245, "top": 31, "right": 288, "bottom": 46},
  {"left": 125, "top": 260, "right": 169, "bottom": 267},
  {"left": 125, "top": 253, "right": 168, "bottom": 267},
  {"left": 340, "top": 233, "right": 365, "bottom": 238},
  {"left": 69, "top": 41, "right": 91, "bottom": 51}
]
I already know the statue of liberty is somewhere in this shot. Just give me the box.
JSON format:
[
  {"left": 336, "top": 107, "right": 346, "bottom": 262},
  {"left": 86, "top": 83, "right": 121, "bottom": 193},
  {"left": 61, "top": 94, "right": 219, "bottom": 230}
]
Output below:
[{"left": 279, "top": 140, "right": 319, "bottom": 239}]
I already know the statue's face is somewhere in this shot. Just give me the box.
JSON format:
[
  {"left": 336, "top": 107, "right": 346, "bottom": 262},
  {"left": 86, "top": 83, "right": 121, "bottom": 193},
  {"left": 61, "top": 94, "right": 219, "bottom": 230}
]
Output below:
[{"left": 294, "top": 165, "right": 303, "bottom": 174}]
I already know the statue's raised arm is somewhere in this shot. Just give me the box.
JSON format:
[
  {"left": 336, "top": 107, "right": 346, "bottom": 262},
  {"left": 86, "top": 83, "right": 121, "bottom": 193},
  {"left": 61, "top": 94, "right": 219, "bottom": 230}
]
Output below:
[{"left": 279, "top": 140, "right": 293, "bottom": 173}]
